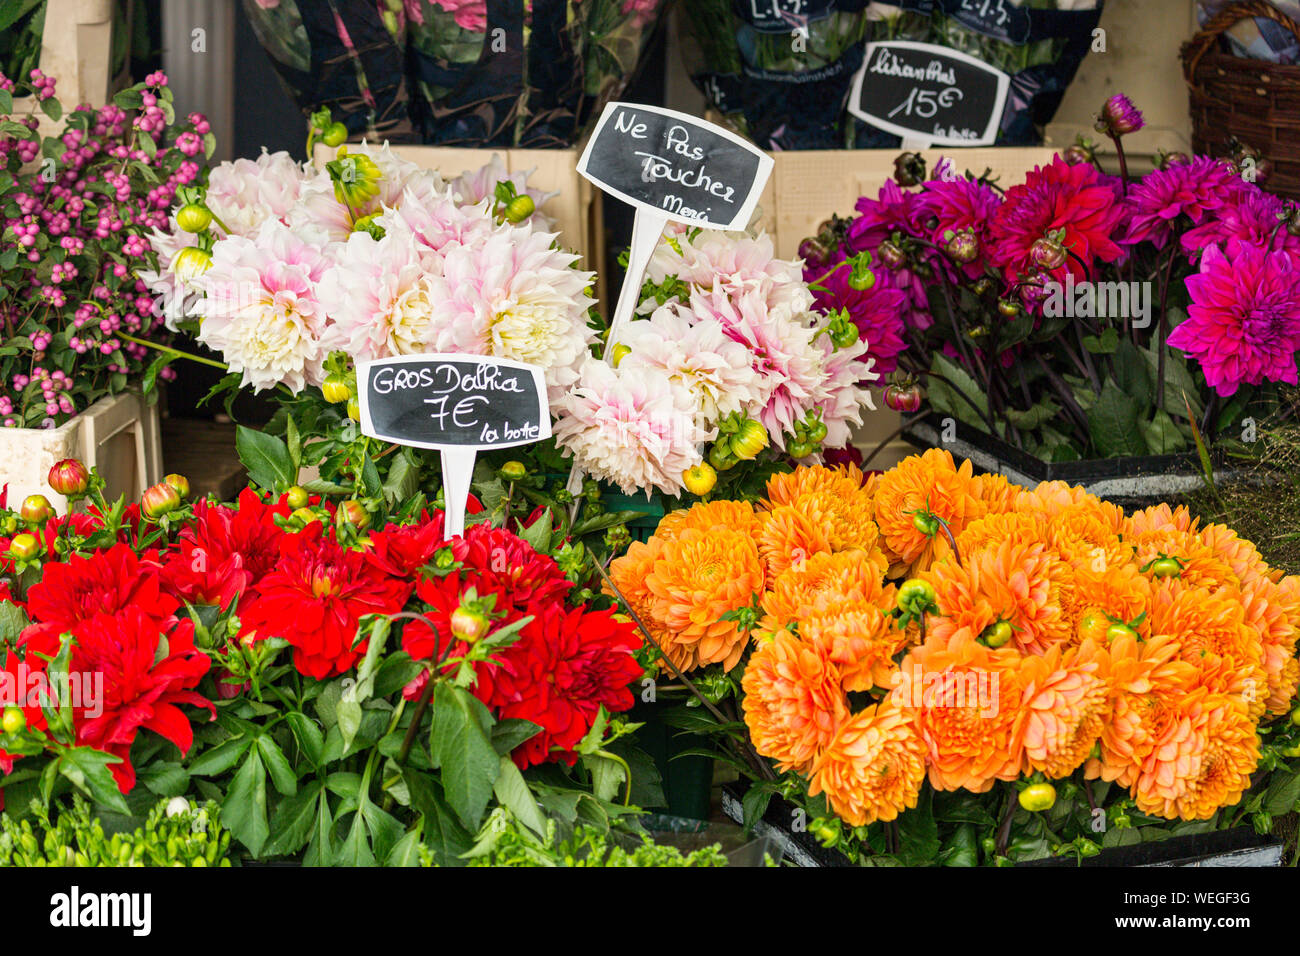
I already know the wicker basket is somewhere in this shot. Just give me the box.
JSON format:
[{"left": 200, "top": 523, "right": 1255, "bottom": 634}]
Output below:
[{"left": 1181, "top": 0, "right": 1300, "bottom": 200}]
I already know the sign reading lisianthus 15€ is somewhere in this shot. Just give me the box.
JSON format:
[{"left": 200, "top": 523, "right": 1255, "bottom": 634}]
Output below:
[
  {"left": 849, "top": 40, "right": 1010, "bottom": 148},
  {"left": 357, "top": 354, "right": 550, "bottom": 538}
]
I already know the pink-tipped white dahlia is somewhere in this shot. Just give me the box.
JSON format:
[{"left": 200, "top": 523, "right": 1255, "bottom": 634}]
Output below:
[
  {"left": 205, "top": 149, "right": 309, "bottom": 237},
  {"left": 449, "top": 153, "right": 558, "bottom": 232},
  {"left": 315, "top": 222, "right": 439, "bottom": 361},
  {"left": 813, "top": 330, "right": 879, "bottom": 451},
  {"left": 419, "top": 224, "right": 596, "bottom": 399},
  {"left": 375, "top": 184, "right": 496, "bottom": 261},
  {"left": 192, "top": 219, "right": 338, "bottom": 392},
  {"left": 619, "top": 304, "right": 763, "bottom": 431},
  {"left": 554, "top": 359, "right": 705, "bottom": 497},
  {"left": 645, "top": 228, "right": 814, "bottom": 316}
]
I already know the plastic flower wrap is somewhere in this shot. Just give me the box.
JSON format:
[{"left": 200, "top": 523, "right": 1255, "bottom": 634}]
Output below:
[
  {"left": 803, "top": 99, "right": 1300, "bottom": 462},
  {"left": 610, "top": 452, "right": 1300, "bottom": 838},
  {"left": 243, "top": 0, "right": 666, "bottom": 147},
  {"left": 555, "top": 224, "right": 879, "bottom": 498},
  {"left": 142, "top": 142, "right": 593, "bottom": 398}
]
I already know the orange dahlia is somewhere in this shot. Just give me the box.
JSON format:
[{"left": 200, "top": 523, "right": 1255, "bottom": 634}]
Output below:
[
  {"left": 1044, "top": 498, "right": 1127, "bottom": 570},
  {"left": 607, "top": 536, "right": 663, "bottom": 624},
  {"left": 758, "top": 549, "right": 892, "bottom": 636},
  {"left": 808, "top": 701, "right": 927, "bottom": 826},
  {"left": 896, "top": 635, "right": 1023, "bottom": 792},
  {"left": 1128, "top": 526, "right": 1239, "bottom": 591},
  {"left": 764, "top": 463, "right": 867, "bottom": 509},
  {"left": 655, "top": 499, "right": 761, "bottom": 541},
  {"left": 926, "top": 538, "right": 1076, "bottom": 656},
  {"left": 1132, "top": 688, "right": 1258, "bottom": 821},
  {"left": 1088, "top": 632, "right": 1199, "bottom": 787},
  {"left": 872, "top": 449, "right": 984, "bottom": 577},
  {"left": 801, "top": 600, "right": 901, "bottom": 692},
  {"left": 941, "top": 511, "right": 1049, "bottom": 565},
  {"left": 741, "top": 631, "right": 848, "bottom": 773},
  {"left": 1147, "top": 581, "right": 1265, "bottom": 716},
  {"left": 643, "top": 527, "right": 766, "bottom": 673},
  {"left": 1071, "top": 562, "right": 1152, "bottom": 642},
  {"left": 1200, "top": 522, "right": 1271, "bottom": 589},
  {"left": 755, "top": 504, "right": 834, "bottom": 577},
  {"left": 970, "top": 472, "right": 1022, "bottom": 514},
  {"left": 1013, "top": 641, "right": 1110, "bottom": 778}
]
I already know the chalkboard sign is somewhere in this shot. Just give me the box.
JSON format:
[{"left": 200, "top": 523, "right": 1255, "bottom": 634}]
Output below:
[
  {"left": 848, "top": 41, "right": 1010, "bottom": 147},
  {"left": 578, "top": 102, "right": 773, "bottom": 230},
  {"left": 735, "top": 0, "right": 835, "bottom": 33},
  {"left": 940, "top": 0, "right": 1032, "bottom": 45},
  {"left": 357, "top": 354, "right": 550, "bottom": 451}
]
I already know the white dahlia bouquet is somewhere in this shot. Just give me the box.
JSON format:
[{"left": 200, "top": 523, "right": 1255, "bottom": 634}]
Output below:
[
  {"left": 140, "top": 142, "right": 588, "bottom": 398},
  {"left": 554, "top": 223, "right": 881, "bottom": 498}
]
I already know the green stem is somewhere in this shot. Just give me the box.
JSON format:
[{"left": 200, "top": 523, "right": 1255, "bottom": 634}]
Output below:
[{"left": 117, "top": 333, "right": 229, "bottom": 371}]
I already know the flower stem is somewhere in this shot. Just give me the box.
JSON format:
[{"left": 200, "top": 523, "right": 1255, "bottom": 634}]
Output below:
[{"left": 116, "top": 332, "right": 229, "bottom": 370}]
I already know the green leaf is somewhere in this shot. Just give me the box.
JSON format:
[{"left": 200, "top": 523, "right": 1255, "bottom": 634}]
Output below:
[
  {"left": 1142, "top": 347, "right": 1203, "bottom": 422},
  {"left": 0, "top": 90, "right": 11, "bottom": 114},
  {"left": 1265, "top": 770, "right": 1300, "bottom": 816},
  {"left": 1081, "top": 327, "right": 1119, "bottom": 354},
  {"left": 361, "top": 454, "right": 382, "bottom": 497},
  {"left": 39, "top": 96, "right": 61, "bottom": 122},
  {"left": 938, "top": 822, "right": 978, "bottom": 867},
  {"left": 257, "top": 735, "right": 298, "bottom": 796},
  {"left": 517, "top": 508, "right": 553, "bottom": 553},
  {"left": 385, "top": 829, "right": 423, "bottom": 867},
  {"left": 895, "top": 789, "right": 940, "bottom": 865},
  {"left": 1113, "top": 339, "right": 1152, "bottom": 410},
  {"left": 741, "top": 783, "right": 774, "bottom": 831},
  {"left": 285, "top": 711, "right": 325, "bottom": 769},
  {"left": 582, "top": 753, "right": 625, "bottom": 803},
  {"left": 926, "top": 352, "right": 988, "bottom": 430},
  {"left": 1087, "top": 380, "right": 1147, "bottom": 458},
  {"left": 113, "top": 89, "right": 144, "bottom": 110},
  {"left": 138, "top": 761, "right": 189, "bottom": 798},
  {"left": 59, "top": 748, "right": 130, "bottom": 815},
  {"left": 337, "top": 806, "right": 376, "bottom": 866},
  {"left": 1140, "top": 409, "right": 1187, "bottom": 455},
  {"left": 492, "top": 756, "right": 547, "bottom": 837},
  {"left": 236, "top": 425, "right": 296, "bottom": 493},
  {"left": 491, "top": 718, "right": 542, "bottom": 756},
  {"left": 428, "top": 685, "right": 500, "bottom": 830},
  {"left": 224, "top": 750, "right": 270, "bottom": 857},
  {"left": 0, "top": 599, "right": 29, "bottom": 643},
  {"left": 186, "top": 735, "right": 253, "bottom": 776},
  {"left": 264, "top": 780, "right": 323, "bottom": 857},
  {"left": 303, "top": 786, "right": 335, "bottom": 866},
  {"left": 373, "top": 653, "right": 424, "bottom": 699},
  {"left": 381, "top": 448, "right": 420, "bottom": 505},
  {"left": 404, "top": 769, "right": 473, "bottom": 866},
  {"left": 1003, "top": 398, "right": 1059, "bottom": 432},
  {"left": 360, "top": 801, "right": 406, "bottom": 862}
]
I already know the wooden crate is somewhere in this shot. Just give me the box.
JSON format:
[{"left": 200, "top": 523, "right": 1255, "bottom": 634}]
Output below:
[
  {"left": 315, "top": 144, "right": 606, "bottom": 306},
  {"left": 1, "top": 391, "right": 162, "bottom": 511},
  {"left": 748, "top": 147, "right": 1059, "bottom": 470},
  {"left": 14, "top": 0, "right": 115, "bottom": 136}
]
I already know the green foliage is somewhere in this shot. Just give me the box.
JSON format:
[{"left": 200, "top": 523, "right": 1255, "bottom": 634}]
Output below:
[{"left": 0, "top": 795, "right": 231, "bottom": 867}]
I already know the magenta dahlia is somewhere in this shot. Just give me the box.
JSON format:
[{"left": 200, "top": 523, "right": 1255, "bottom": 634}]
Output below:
[
  {"left": 1123, "top": 157, "right": 1246, "bottom": 250},
  {"left": 1168, "top": 240, "right": 1300, "bottom": 396}
]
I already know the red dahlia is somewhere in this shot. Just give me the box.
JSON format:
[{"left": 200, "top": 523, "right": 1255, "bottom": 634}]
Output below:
[
  {"left": 451, "top": 524, "right": 572, "bottom": 610},
  {"left": 20, "top": 543, "right": 178, "bottom": 654},
  {"left": 239, "top": 525, "right": 411, "bottom": 679},
  {"left": 476, "top": 604, "right": 642, "bottom": 768},
  {"left": 365, "top": 511, "right": 447, "bottom": 578},
  {"left": 989, "top": 156, "right": 1126, "bottom": 286},
  {"left": 160, "top": 487, "right": 290, "bottom": 608},
  {"left": 69, "top": 608, "right": 214, "bottom": 792}
]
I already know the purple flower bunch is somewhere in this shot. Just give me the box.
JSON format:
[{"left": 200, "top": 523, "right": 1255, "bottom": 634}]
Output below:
[
  {"left": 0, "top": 70, "right": 212, "bottom": 428},
  {"left": 802, "top": 94, "right": 1300, "bottom": 461}
]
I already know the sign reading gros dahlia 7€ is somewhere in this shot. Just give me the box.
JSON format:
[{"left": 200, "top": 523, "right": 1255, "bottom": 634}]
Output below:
[{"left": 357, "top": 354, "right": 550, "bottom": 539}]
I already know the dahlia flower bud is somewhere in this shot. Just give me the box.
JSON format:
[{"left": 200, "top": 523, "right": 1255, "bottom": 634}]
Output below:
[
  {"left": 335, "top": 500, "right": 369, "bottom": 530},
  {"left": 173, "top": 246, "right": 213, "bottom": 281},
  {"left": 1030, "top": 236, "right": 1066, "bottom": 271},
  {"left": 1156, "top": 150, "right": 1190, "bottom": 170},
  {"left": 47, "top": 458, "right": 89, "bottom": 496},
  {"left": 8, "top": 532, "right": 40, "bottom": 561},
  {"left": 878, "top": 240, "right": 906, "bottom": 270},
  {"left": 499, "top": 461, "right": 527, "bottom": 482},
  {"left": 944, "top": 229, "right": 979, "bottom": 264},
  {"left": 20, "top": 494, "right": 53, "bottom": 523},
  {"left": 321, "top": 374, "right": 351, "bottom": 404},
  {"left": 142, "top": 481, "right": 182, "bottom": 519},
  {"left": 285, "top": 486, "right": 310, "bottom": 509},
  {"left": 730, "top": 419, "right": 769, "bottom": 461},
  {"left": 1095, "top": 93, "right": 1144, "bottom": 137},
  {"left": 892, "top": 151, "right": 926, "bottom": 187},
  {"left": 450, "top": 605, "right": 491, "bottom": 644},
  {"left": 681, "top": 462, "right": 717, "bottom": 496},
  {"left": 289, "top": 507, "right": 321, "bottom": 528},
  {"left": 164, "top": 473, "right": 191, "bottom": 499}
]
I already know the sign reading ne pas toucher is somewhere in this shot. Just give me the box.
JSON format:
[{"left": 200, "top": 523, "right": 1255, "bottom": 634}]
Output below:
[
  {"left": 357, "top": 354, "right": 550, "bottom": 538},
  {"left": 578, "top": 102, "right": 772, "bottom": 232},
  {"left": 849, "top": 40, "right": 1010, "bottom": 148}
]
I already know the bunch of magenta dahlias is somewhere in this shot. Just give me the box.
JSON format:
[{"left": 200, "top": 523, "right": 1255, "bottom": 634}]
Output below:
[{"left": 801, "top": 93, "right": 1300, "bottom": 464}]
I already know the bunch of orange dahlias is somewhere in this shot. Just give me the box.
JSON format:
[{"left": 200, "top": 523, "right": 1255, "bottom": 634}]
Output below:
[{"left": 608, "top": 448, "right": 1300, "bottom": 829}]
